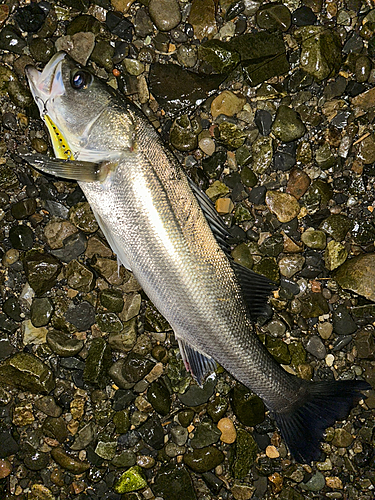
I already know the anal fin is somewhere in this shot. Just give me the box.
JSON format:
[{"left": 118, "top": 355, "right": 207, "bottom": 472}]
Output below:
[{"left": 177, "top": 337, "right": 217, "bottom": 387}]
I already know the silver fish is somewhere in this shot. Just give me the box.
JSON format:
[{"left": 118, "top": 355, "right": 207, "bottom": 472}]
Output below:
[{"left": 24, "top": 52, "right": 370, "bottom": 463}]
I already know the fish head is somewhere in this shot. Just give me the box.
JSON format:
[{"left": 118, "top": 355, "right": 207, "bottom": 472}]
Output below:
[{"left": 26, "top": 51, "right": 135, "bottom": 162}]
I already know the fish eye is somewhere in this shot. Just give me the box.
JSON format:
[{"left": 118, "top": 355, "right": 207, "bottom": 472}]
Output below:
[{"left": 71, "top": 70, "right": 92, "bottom": 90}]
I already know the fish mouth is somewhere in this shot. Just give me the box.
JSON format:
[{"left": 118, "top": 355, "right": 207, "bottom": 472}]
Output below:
[
  {"left": 26, "top": 51, "right": 75, "bottom": 160},
  {"left": 25, "top": 51, "right": 67, "bottom": 117}
]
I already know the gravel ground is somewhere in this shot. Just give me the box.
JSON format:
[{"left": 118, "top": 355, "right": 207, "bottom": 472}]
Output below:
[{"left": 1, "top": 0, "right": 375, "bottom": 499}]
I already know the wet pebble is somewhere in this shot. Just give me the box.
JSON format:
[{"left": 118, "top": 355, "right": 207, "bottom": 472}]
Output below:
[
  {"left": 106, "top": 11, "right": 134, "bottom": 41},
  {"left": 69, "top": 202, "right": 98, "bottom": 233},
  {"left": 0, "top": 352, "right": 55, "bottom": 393},
  {"left": 149, "top": 0, "right": 181, "bottom": 32},
  {"left": 230, "top": 384, "right": 265, "bottom": 426},
  {"left": 65, "top": 301, "right": 96, "bottom": 331},
  {"left": 0, "top": 459, "right": 12, "bottom": 479},
  {"left": 154, "top": 463, "right": 196, "bottom": 500},
  {"left": 256, "top": 3, "right": 291, "bottom": 32},
  {"left": 231, "top": 428, "right": 258, "bottom": 479},
  {"left": 332, "top": 304, "right": 357, "bottom": 336},
  {"left": 217, "top": 417, "right": 236, "bottom": 444},
  {"left": 147, "top": 379, "right": 171, "bottom": 416},
  {"left": 333, "top": 253, "right": 375, "bottom": 302},
  {"left": 286, "top": 168, "right": 310, "bottom": 200},
  {"left": 178, "top": 377, "right": 215, "bottom": 406},
  {"left": 184, "top": 446, "right": 224, "bottom": 473},
  {"left": 251, "top": 136, "right": 273, "bottom": 175},
  {"left": 271, "top": 105, "right": 306, "bottom": 142},
  {"left": 301, "top": 228, "right": 326, "bottom": 250},
  {"left": 24, "top": 250, "right": 62, "bottom": 296},
  {"left": 46, "top": 330, "right": 84, "bottom": 357},
  {"left": 188, "top": 0, "right": 217, "bottom": 40},
  {"left": 266, "top": 191, "right": 300, "bottom": 223},
  {"left": 83, "top": 338, "right": 112, "bottom": 386},
  {"left": 51, "top": 447, "right": 90, "bottom": 474},
  {"left": 305, "top": 335, "right": 326, "bottom": 360},
  {"left": 34, "top": 395, "right": 62, "bottom": 418},
  {"left": 324, "top": 240, "right": 348, "bottom": 271},
  {"left": 191, "top": 418, "right": 221, "bottom": 448},
  {"left": 211, "top": 90, "right": 246, "bottom": 119}
]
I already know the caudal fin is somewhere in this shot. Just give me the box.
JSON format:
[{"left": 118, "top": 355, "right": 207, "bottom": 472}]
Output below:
[{"left": 273, "top": 379, "right": 371, "bottom": 463}]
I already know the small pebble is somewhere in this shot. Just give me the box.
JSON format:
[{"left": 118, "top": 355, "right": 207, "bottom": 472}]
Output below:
[
  {"left": 215, "top": 197, "right": 234, "bottom": 215},
  {"left": 325, "top": 354, "right": 334, "bottom": 367},
  {"left": 266, "top": 445, "right": 280, "bottom": 458},
  {"left": 217, "top": 417, "right": 236, "bottom": 444}
]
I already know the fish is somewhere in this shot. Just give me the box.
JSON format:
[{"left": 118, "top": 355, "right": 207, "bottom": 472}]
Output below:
[{"left": 24, "top": 51, "right": 371, "bottom": 463}]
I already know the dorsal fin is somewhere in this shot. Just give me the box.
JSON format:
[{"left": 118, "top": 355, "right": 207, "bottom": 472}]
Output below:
[
  {"left": 188, "top": 177, "right": 231, "bottom": 255},
  {"left": 188, "top": 178, "right": 277, "bottom": 320},
  {"left": 232, "top": 263, "right": 277, "bottom": 320}
]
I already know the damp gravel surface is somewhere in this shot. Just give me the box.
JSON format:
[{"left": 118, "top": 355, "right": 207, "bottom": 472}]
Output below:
[{"left": 1, "top": 1, "right": 375, "bottom": 499}]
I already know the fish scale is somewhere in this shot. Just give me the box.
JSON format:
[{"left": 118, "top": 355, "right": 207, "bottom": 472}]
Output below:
[{"left": 24, "top": 51, "right": 371, "bottom": 463}]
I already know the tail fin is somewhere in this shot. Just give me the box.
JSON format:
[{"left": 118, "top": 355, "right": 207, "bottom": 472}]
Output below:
[{"left": 273, "top": 379, "right": 371, "bottom": 463}]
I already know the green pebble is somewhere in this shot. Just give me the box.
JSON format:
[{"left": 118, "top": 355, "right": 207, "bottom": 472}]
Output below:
[
  {"left": 230, "top": 384, "right": 265, "bottom": 426},
  {"left": 108, "top": 317, "right": 137, "bottom": 352},
  {"left": 96, "top": 312, "right": 123, "bottom": 333},
  {"left": 46, "top": 330, "right": 84, "bottom": 357},
  {"left": 95, "top": 434, "right": 117, "bottom": 460},
  {"left": 234, "top": 203, "right": 253, "bottom": 223},
  {"left": 122, "top": 352, "right": 154, "bottom": 384},
  {"left": 42, "top": 416, "right": 68, "bottom": 443},
  {"left": 333, "top": 253, "right": 375, "bottom": 303},
  {"left": 271, "top": 105, "right": 305, "bottom": 142},
  {"left": 24, "top": 250, "right": 62, "bottom": 296},
  {"left": 259, "top": 233, "right": 284, "bottom": 257},
  {"left": 169, "top": 114, "right": 201, "bottom": 152},
  {"left": 301, "top": 228, "right": 326, "bottom": 249},
  {"left": 66, "top": 14, "right": 101, "bottom": 35},
  {"left": 69, "top": 202, "right": 99, "bottom": 233},
  {"left": 299, "top": 292, "right": 329, "bottom": 318},
  {"left": 295, "top": 26, "right": 342, "bottom": 81},
  {"left": 190, "top": 418, "right": 221, "bottom": 448},
  {"left": 251, "top": 135, "right": 273, "bottom": 175},
  {"left": 205, "top": 180, "right": 230, "bottom": 201},
  {"left": 65, "top": 260, "right": 95, "bottom": 292},
  {"left": 207, "top": 396, "right": 228, "bottom": 423},
  {"left": 265, "top": 336, "right": 291, "bottom": 364},
  {"left": 11, "top": 198, "right": 37, "bottom": 219},
  {"left": 113, "top": 409, "right": 130, "bottom": 434},
  {"left": 240, "top": 165, "right": 257, "bottom": 187},
  {"left": 178, "top": 409, "right": 195, "bottom": 427},
  {"left": 51, "top": 447, "right": 90, "bottom": 474},
  {"left": 31, "top": 297, "right": 53, "bottom": 327},
  {"left": 83, "top": 338, "right": 112, "bottom": 387},
  {"left": 153, "top": 463, "right": 197, "bottom": 500},
  {"left": 253, "top": 257, "right": 280, "bottom": 283},
  {"left": 0, "top": 352, "right": 55, "bottom": 393},
  {"left": 112, "top": 450, "right": 137, "bottom": 468},
  {"left": 198, "top": 39, "right": 240, "bottom": 74},
  {"left": 324, "top": 240, "right": 348, "bottom": 271},
  {"left": 29, "top": 37, "right": 55, "bottom": 63},
  {"left": 256, "top": 3, "right": 291, "bottom": 32},
  {"left": 147, "top": 380, "right": 171, "bottom": 416},
  {"left": 100, "top": 289, "right": 124, "bottom": 312},
  {"left": 231, "top": 243, "right": 253, "bottom": 269},
  {"left": 231, "top": 428, "right": 258, "bottom": 479},
  {"left": 218, "top": 121, "right": 247, "bottom": 149},
  {"left": 3, "top": 296, "right": 21, "bottom": 322},
  {"left": 315, "top": 143, "right": 336, "bottom": 169},
  {"left": 9, "top": 224, "right": 34, "bottom": 251},
  {"left": 114, "top": 466, "right": 147, "bottom": 494},
  {"left": 319, "top": 214, "right": 352, "bottom": 241},
  {"left": 91, "top": 40, "right": 114, "bottom": 72},
  {"left": 183, "top": 446, "right": 224, "bottom": 473}
]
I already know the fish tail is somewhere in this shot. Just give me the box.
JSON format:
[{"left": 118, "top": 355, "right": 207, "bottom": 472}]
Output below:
[{"left": 272, "top": 379, "right": 371, "bottom": 463}]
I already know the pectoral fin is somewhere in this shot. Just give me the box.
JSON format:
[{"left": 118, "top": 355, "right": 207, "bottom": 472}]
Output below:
[
  {"left": 177, "top": 337, "right": 217, "bottom": 386},
  {"left": 22, "top": 153, "right": 116, "bottom": 183}
]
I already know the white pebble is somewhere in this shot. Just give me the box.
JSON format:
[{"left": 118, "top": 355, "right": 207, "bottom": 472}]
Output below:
[{"left": 325, "top": 354, "right": 334, "bottom": 367}]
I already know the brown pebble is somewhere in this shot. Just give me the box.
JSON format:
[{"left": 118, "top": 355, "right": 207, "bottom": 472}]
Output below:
[
  {"left": 326, "top": 476, "right": 343, "bottom": 489},
  {"left": 215, "top": 198, "right": 234, "bottom": 215},
  {"left": 0, "top": 459, "right": 12, "bottom": 479},
  {"left": 286, "top": 168, "right": 311, "bottom": 200},
  {"left": 217, "top": 417, "right": 237, "bottom": 444}
]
